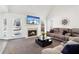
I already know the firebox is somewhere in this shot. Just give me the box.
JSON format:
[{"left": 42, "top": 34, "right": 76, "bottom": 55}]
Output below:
[{"left": 28, "top": 30, "right": 37, "bottom": 36}]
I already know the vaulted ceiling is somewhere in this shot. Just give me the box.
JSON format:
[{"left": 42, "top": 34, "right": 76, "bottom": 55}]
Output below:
[{"left": 0, "top": 5, "right": 53, "bottom": 18}]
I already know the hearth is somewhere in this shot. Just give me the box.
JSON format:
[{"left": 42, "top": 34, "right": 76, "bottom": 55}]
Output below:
[{"left": 28, "top": 30, "right": 37, "bottom": 36}]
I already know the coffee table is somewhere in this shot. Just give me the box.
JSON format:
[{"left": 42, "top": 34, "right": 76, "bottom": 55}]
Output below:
[{"left": 35, "top": 36, "right": 52, "bottom": 47}]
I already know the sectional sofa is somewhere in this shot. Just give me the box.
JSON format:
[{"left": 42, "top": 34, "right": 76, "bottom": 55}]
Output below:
[
  {"left": 42, "top": 28, "right": 79, "bottom": 54},
  {"left": 42, "top": 37, "right": 79, "bottom": 54},
  {"left": 47, "top": 28, "right": 79, "bottom": 42}
]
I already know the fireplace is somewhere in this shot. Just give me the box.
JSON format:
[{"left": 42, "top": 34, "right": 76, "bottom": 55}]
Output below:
[{"left": 28, "top": 30, "right": 37, "bottom": 36}]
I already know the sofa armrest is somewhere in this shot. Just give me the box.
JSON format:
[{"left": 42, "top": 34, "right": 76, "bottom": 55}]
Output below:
[
  {"left": 41, "top": 44, "right": 64, "bottom": 54},
  {"left": 69, "top": 37, "right": 79, "bottom": 42},
  {"left": 65, "top": 33, "right": 71, "bottom": 36}
]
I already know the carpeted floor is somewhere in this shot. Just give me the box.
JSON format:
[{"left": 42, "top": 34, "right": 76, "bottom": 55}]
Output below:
[
  {"left": 0, "top": 40, "right": 8, "bottom": 53},
  {"left": 3, "top": 37, "right": 61, "bottom": 54}
]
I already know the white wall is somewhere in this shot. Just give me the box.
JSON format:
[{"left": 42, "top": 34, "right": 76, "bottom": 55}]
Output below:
[
  {"left": 0, "top": 5, "right": 51, "bottom": 37},
  {"left": 0, "top": 13, "right": 41, "bottom": 39},
  {"left": 46, "top": 5, "right": 79, "bottom": 31},
  {"left": 46, "top": 19, "right": 53, "bottom": 31}
]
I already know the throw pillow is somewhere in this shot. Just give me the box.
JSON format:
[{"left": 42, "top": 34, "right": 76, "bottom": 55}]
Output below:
[
  {"left": 62, "top": 30, "right": 68, "bottom": 35},
  {"left": 50, "top": 29, "right": 54, "bottom": 33},
  {"left": 62, "top": 44, "right": 79, "bottom": 54}
]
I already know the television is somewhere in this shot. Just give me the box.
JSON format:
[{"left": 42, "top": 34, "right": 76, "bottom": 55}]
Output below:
[{"left": 27, "top": 15, "right": 40, "bottom": 25}]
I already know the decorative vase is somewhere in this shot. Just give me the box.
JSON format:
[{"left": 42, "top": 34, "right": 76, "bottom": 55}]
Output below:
[{"left": 42, "top": 32, "right": 47, "bottom": 40}]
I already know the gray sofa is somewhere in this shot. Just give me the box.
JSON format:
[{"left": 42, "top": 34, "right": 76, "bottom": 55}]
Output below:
[
  {"left": 47, "top": 28, "right": 70, "bottom": 42},
  {"left": 71, "top": 28, "right": 79, "bottom": 37},
  {"left": 42, "top": 28, "right": 79, "bottom": 54},
  {"left": 47, "top": 28, "right": 79, "bottom": 42},
  {"left": 42, "top": 37, "right": 79, "bottom": 54}
]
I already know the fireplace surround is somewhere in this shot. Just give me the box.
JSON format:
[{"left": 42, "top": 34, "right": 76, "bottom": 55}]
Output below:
[{"left": 28, "top": 30, "right": 37, "bottom": 37}]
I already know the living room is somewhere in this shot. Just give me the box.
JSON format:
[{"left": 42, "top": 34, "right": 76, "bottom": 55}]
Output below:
[
  {"left": 0, "top": 5, "right": 79, "bottom": 54},
  {"left": 43, "top": 5, "right": 79, "bottom": 54}
]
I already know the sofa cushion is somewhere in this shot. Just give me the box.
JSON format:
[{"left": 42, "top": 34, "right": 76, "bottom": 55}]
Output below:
[
  {"left": 72, "top": 33, "right": 79, "bottom": 37},
  {"left": 72, "top": 37, "right": 79, "bottom": 42},
  {"left": 53, "top": 28, "right": 59, "bottom": 33},
  {"left": 54, "top": 34, "right": 65, "bottom": 39},
  {"left": 42, "top": 44, "right": 64, "bottom": 54},
  {"left": 47, "top": 33, "right": 55, "bottom": 37},
  {"left": 59, "top": 28, "right": 69, "bottom": 34},
  {"left": 65, "top": 33, "right": 71, "bottom": 36},
  {"left": 72, "top": 28, "right": 79, "bottom": 34},
  {"left": 64, "top": 40, "right": 79, "bottom": 46}
]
